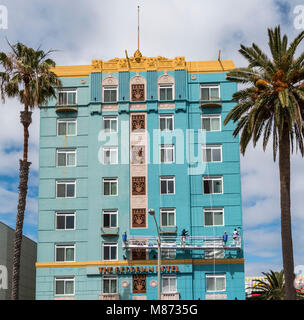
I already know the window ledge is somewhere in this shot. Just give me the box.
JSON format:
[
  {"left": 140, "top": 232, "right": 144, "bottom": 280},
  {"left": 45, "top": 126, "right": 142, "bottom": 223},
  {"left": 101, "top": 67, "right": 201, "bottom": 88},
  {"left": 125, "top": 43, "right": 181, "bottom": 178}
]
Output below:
[
  {"left": 161, "top": 293, "right": 180, "bottom": 300},
  {"left": 99, "top": 293, "right": 120, "bottom": 300}
]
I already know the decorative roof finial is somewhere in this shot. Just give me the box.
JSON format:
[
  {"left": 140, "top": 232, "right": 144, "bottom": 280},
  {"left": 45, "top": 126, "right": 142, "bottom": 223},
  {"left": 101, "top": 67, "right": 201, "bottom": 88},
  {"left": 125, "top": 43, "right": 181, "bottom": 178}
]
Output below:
[{"left": 134, "top": 5, "right": 142, "bottom": 63}]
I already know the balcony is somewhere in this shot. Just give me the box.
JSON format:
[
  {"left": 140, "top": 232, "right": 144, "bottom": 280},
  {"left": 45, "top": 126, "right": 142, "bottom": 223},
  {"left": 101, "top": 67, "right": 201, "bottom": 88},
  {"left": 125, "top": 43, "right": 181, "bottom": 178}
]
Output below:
[
  {"left": 101, "top": 227, "right": 119, "bottom": 236},
  {"left": 160, "top": 226, "right": 178, "bottom": 235},
  {"left": 99, "top": 293, "right": 120, "bottom": 300},
  {"left": 161, "top": 293, "right": 180, "bottom": 300},
  {"left": 55, "top": 104, "right": 78, "bottom": 113},
  {"left": 200, "top": 99, "right": 222, "bottom": 108}
]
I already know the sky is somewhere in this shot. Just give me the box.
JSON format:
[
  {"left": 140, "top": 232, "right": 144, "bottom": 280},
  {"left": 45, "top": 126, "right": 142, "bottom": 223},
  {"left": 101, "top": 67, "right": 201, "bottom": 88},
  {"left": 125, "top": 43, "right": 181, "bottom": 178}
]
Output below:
[{"left": 0, "top": 0, "right": 303, "bottom": 277}]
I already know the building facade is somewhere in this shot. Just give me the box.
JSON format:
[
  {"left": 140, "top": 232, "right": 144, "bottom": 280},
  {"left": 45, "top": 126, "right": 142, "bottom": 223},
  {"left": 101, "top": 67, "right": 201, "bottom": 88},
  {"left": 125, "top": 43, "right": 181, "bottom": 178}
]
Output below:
[
  {"left": 0, "top": 221, "right": 37, "bottom": 300},
  {"left": 36, "top": 51, "right": 245, "bottom": 300}
]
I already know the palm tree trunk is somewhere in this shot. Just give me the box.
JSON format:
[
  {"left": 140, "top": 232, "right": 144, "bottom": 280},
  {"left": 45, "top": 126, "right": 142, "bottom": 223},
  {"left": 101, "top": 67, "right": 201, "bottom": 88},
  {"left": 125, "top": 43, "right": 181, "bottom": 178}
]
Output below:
[
  {"left": 11, "top": 109, "right": 32, "bottom": 300},
  {"left": 279, "top": 123, "right": 296, "bottom": 300}
]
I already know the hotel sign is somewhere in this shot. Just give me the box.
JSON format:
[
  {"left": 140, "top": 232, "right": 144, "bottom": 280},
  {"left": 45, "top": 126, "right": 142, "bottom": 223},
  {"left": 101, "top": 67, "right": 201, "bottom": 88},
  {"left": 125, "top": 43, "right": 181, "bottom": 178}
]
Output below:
[{"left": 99, "top": 265, "right": 180, "bottom": 274}]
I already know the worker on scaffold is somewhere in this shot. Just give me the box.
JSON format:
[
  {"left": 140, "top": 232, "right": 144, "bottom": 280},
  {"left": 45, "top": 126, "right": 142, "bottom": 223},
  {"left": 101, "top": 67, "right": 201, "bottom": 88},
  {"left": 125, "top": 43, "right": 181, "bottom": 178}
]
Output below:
[{"left": 181, "top": 229, "right": 188, "bottom": 247}]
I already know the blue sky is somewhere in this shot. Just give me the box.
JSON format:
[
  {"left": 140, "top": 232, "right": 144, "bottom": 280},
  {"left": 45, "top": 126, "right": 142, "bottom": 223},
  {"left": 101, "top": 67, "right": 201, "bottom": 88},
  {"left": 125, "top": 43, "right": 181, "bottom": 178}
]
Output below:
[{"left": 0, "top": 0, "right": 304, "bottom": 276}]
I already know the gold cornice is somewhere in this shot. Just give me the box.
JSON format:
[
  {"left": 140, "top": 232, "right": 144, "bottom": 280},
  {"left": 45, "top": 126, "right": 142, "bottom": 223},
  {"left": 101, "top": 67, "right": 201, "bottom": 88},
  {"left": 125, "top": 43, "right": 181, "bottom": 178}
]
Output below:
[
  {"left": 91, "top": 55, "right": 187, "bottom": 73},
  {"left": 51, "top": 57, "right": 235, "bottom": 78},
  {"left": 186, "top": 60, "right": 235, "bottom": 73},
  {"left": 35, "top": 258, "right": 244, "bottom": 268}
]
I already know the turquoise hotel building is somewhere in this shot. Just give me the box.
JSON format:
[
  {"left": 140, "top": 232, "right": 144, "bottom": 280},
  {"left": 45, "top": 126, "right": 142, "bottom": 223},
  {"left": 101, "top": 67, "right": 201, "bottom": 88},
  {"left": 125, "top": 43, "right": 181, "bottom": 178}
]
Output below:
[{"left": 36, "top": 49, "right": 245, "bottom": 300}]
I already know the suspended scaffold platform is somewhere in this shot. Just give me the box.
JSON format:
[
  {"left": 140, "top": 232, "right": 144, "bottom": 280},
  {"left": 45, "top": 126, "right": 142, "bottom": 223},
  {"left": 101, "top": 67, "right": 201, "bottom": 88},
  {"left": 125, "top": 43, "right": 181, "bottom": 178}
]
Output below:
[{"left": 122, "top": 236, "right": 242, "bottom": 251}]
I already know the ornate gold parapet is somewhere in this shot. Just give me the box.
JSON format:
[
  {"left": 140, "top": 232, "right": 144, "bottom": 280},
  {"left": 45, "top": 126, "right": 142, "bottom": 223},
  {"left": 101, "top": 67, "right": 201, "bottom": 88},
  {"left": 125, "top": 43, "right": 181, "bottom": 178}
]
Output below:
[
  {"left": 91, "top": 55, "right": 186, "bottom": 73},
  {"left": 51, "top": 53, "right": 234, "bottom": 77}
]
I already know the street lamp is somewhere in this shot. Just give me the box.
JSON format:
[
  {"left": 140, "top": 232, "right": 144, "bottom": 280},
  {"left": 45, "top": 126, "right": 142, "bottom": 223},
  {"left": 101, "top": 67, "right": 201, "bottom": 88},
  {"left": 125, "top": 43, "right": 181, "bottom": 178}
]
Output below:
[{"left": 148, "top": 208, "right": 161, "bottom": 300}]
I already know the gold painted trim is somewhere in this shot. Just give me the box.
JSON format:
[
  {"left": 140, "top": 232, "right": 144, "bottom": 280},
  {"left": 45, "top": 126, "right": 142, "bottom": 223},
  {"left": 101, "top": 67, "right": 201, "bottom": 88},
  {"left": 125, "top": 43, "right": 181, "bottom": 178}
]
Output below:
[
  {"left": 36, "top": 258, "right": 244, "bottom": 269},
  {"left": 51, "top": 57, "right": 235, "bottom": 78}
]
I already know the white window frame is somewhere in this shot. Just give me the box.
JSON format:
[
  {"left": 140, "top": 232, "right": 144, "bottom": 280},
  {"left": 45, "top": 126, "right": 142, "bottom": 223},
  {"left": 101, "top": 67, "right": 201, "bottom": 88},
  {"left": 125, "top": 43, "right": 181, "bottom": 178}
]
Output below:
[
  {"left": 102, "top": 275, "right": 118, "bottom": 294},
  {"left": 56, "top": 180, "right": 76, "bottom": 198},
  {"left": 55, "top": 244, "right": 75, "bottom": 262},
  {"left": 203, "top": 208, "right": 224, "bottom": 227},
  {"left": 160, "top": 176, "right": 175, "bottom": 195},
  {"left": 103, "top": 116, "right": 118, "bottom": 133},
  {"left": 200, "top": 84, "right": 220, "bottom": 101},
  {"left": 158, "top": 84, "right": 174, "bottom": 101},
  {"left": 203, "top": 176, "right": 223, "bottom": 195},
  {"left": 56, "top": 149, "right": 77, "bottom": 167},
  {"left": 58, "top": 89, "right": 77, "bottom": 106},
  {"left": 103, "top": 147, "right": 118, "bottom": 165},
  {"left": 162, "top": 275, "right": 177, "bottom": 293},
  {"left": 160, "top": 208, "right": 176, "bottom": 227},
  {"left": 159, "top": 114, "right": 174, "bottom": 131},
  {"left": 102, "top": 210, "right": 118, "bottom": 228},
  {"left": 202, "top": 145, "right": 222, "bottom": 163},
  {"left": 102, "top": 242, "right": 118, "bottom": 261},
  {"left": 57, "top": 119, "right": 77, "bottom": 136},
  {"left": 161, "top": 242, "right": 176, "bottom": 260},
  {"left": 103, "top": 85, "right": 118, "bottom": 103},
  {"left": 204, "top": 240, "right": 225, "bottom": 259},
  {"left": 55, "top": 211, "right": 76, "bottom": 230},
  {"left": 54, "top": 277, "right": 75, "bottom": 296},
  {"left": 160, "top": 145, "right": 175, "bottom": 164},
  {"left": 206, "top": 274, "right": 226, "bottom": 292},
  {"left": 201, "top": 114, "right": 221, "bottom": 132},
  {"left": 102, "top": 178, "right": 118, "bottom": 196}
]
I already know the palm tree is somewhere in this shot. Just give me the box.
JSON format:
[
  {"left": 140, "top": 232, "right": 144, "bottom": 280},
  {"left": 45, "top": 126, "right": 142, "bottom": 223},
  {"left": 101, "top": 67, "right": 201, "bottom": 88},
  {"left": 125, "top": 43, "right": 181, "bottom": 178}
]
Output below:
[
  {"left": 224, "top": 26, "right": 304, "bottom": 300},
  {"left": 249, "top": 270, "right": 304, "bottom": 300},
  {"left": 0, "top": 42, "right": 61, "bottom": 300}
]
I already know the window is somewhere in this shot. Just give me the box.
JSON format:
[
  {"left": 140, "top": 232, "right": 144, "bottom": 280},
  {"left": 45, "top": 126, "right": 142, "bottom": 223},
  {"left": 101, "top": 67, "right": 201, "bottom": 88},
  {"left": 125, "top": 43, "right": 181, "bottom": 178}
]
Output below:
[
  {"left": 55, "top": 212, "right": 75, "bottom": 230},
  {"left": 58, "top": 89, "right": 77, "bottom": 105},
  {"left": 202, "top": 145, "right": 222, "bottom": 163},
  {"left": 160, "top": 145, "right": 174, "bottom": 163},
  {"left": 160, "top": 208, "right": 176, "bottom": 227},
  {"left": 162, "top": 275, "right": 177, "bottom": 293},
  {"left": 203, "top": 177, "right": 223, "bottom": 194},
  {"left": 103, "top": 178, "right": 118, "bottom": 196},
  {"left": 103, "top": 147, "right": 118, "bottom": 165},
  {"left": 57, "top": 119, "right": 77, "bottom": 136},
  {"left": 161, "top": 242, "right": 176, "bottom": 259},
  {"left": 201, "top": 114, "right": 221, "bottom": 132},
  {"left": 55, "top": 244, "right": 75, "bottom": 262},
  {"left": 103, "top": 276, "right": 118, "bottom": 294},
  {"left": 56, "top": 180, "right": 76, "bottom": 198},
  {"left": 204, "top": 208, "right": 224, "bottom": 226},
  {"left": 206, "top": 274, "right": 226, "bottom": 292},
  {"left": 204, "top": 240, "right": 225, "bottom": 259},
  {"left": 200, "top": 84, "right": 220, "bottom": 101},
  {"left": 57, "top": 149, "right": 76, "bottom": 167},
  {"left": 103, "top": 86, "right": 117, "bottom": 103},
  {"left": 160, "top": 176, "right": 175, "bottom": 194},
  {"left": 103, "top": 242, "right": 118, "bottom": 261},
  {"left": 55, "top": 277, "right": 75, "bottom": 296},
  {"left": 159, "top": 114, "right": 174, "bottom": 131},
  {"left": 103, "top": 210, "right": 118, "bottom": 228},
  {"left": 159, "top": 84, "right": 173, "bottom": 101},
  {"left": 103, "top": 116, "right": 118, "bottom": 133}
]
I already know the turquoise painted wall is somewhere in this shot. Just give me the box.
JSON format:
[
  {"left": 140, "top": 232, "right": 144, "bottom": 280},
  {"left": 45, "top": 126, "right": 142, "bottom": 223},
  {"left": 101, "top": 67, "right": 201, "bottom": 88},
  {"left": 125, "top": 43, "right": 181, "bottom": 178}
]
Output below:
[{"left": 36, "top": 68, "right": 244, "bottom": 300}]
